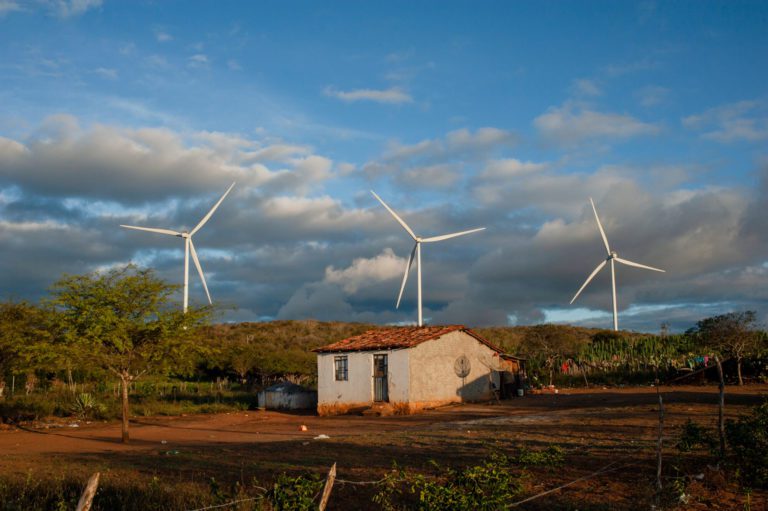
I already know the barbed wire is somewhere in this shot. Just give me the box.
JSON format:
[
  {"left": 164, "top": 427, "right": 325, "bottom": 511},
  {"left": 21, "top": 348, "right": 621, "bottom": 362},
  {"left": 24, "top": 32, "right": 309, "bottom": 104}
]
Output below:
[{"left": 185, "top": 495, "right": 263, "bottom": 511}]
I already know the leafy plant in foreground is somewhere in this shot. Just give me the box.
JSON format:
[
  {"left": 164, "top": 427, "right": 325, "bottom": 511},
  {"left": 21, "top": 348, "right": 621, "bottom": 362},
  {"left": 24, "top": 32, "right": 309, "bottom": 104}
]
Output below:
[
  {"left": 675, "top": 419, "right": 717, "bottom": 453},
  {"left": 726, "top": 400, "right": 768, "bottom": 489},
  {"left": 267, "top": 472, "right": 323, "bottom": 511},
  {"left": 373, "top": 454, "right": 525, "bottom": 511}
]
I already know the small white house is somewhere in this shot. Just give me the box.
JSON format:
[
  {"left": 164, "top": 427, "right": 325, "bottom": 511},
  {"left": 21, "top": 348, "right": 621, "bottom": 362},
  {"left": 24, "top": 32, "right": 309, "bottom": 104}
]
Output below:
[{"left": 313, "top": 325, "right": 513, "bottom": 415}]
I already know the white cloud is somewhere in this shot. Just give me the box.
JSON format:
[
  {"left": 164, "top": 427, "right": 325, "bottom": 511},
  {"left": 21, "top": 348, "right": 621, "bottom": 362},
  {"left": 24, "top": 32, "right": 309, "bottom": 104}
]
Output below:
[
  {"left": 571, "top": 78, "right": 601, "bottom": 97},
  {"left": 683, "top": 100, "right": 768, "bottom": 142},
  {"left": 0, "top": 0, "right": 21, "bottom": 16},
  {"left": 324, "top": 248, "right": 404, "bottom": 293},
  {"left": 636, "top": 85, "right": 669, "bottom": 107},
  {"left": 0, "top": 115, "right": 339, "bottom": 202},
  {"left": 534, "top": 102, "right": 660, "bottom": 145},
  {"left": 94, "top": 67, "right": 118, "bottom": 80},
  {"left": 227, "top": 59, "right": 242, "bottom": 71},
  {"left": 323, "top": 86, "right": 413, "bottom": 104},
  {"left": 398, "top": 163, "right": 462, "bottom": 188},
  {"left": 43, "top": 0, "right": 102, "bottom": 18},
  {"left": 155, "top": 30, "right": 172, "bottom": 42},
  {"left": 188, "top": 54, "right": 209, "bottom": 68},
  {"left": 478, "top": 159, "right": 548, "bottom": 179}
]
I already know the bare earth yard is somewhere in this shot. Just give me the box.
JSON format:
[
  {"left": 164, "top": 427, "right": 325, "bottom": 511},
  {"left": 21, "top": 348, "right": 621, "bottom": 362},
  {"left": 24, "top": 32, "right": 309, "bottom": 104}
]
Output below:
[{"left": 1, "top": 384, "right": 766, "bottom": 510}]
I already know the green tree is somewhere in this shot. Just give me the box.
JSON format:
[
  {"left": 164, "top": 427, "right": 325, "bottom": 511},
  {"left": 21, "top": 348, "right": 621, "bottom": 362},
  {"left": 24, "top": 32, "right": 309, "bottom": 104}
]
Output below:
[
  {"left": 693, "top": 311, "right": 763, "bottom": 385},
  {"left": 0, "top": 301, "right": 53, "bottom": 389},
  {"left": 49, "top": 266, "right": 211, "bottom": 442}
]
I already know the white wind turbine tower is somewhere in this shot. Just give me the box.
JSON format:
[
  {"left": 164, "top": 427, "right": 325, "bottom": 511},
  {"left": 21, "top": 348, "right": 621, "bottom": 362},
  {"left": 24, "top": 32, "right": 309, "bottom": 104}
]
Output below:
[
  {"left": 371, "top": 190, "right": 485, "bottom": 327},
  {"left": 570, "top": 197, "right": 665, "bottom": 331},
  {"left": 121, "top": 182, "right": 236, "bottom": 313}
]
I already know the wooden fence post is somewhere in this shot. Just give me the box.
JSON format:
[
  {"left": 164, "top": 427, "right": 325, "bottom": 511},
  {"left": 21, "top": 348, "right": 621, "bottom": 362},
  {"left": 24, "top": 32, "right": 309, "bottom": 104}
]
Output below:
[
  {"left": 75, "top": 472, "right": 100, "bottom": 511},
  {"left": 715, "top": 356, "right": 726, "bottom": 459},
  {"left": 318, "top": 462, "right": 337, "bottom": 511},
  {"left": 656, "top": 391, "right": 664, "bottom": 492}
]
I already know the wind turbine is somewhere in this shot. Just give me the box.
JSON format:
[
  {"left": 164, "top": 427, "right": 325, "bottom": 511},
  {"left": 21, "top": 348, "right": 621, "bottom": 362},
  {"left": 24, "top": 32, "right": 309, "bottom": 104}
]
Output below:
[
  {"left": 371, "top": 190, "right": 485, "bottom": 327},
  {"left": 570, "top": 197, "right": 665, "bottom": 331},
  {"left": 121, "top": 182, "right": 236, "bottom": 313}
]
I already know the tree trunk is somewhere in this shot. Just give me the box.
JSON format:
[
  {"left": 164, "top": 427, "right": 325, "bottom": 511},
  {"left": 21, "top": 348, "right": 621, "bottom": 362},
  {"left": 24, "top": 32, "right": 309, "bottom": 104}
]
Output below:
[
  {"left": 547, "top": 358, "right": 554, "bottom": 387},
  {"left": 67, "top": 363, "right": 74, "bottom": 392},
  {"left": 120, "top": 374, "right": 130, "bottom": 444},
  {"left": 581, "top": 363, "right": 589, "bottom": 388},
  {"left": 736, "top": 356, "right": 743, "bottom": 386}
]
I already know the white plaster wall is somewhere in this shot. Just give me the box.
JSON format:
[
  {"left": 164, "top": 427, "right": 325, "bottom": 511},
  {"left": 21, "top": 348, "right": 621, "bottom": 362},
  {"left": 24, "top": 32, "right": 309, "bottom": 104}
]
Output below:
[
  {"left": 387, "top": 349, "right": 410, "bottom": 403},
  {"left": 317, "top": 349, "right": 410, "bottom": 406},
  {"left": 317, "top": 351, "right": 372, "bottom": 405},
  {"left": 408, "top": 331, "right": 499, "bottom": 403}
]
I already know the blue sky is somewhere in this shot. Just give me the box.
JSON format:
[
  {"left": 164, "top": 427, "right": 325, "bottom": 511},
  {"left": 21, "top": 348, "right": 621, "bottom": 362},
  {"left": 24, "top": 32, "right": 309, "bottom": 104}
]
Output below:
[{"left": 1, "top": 0, "right": 767, "bottom": 332}]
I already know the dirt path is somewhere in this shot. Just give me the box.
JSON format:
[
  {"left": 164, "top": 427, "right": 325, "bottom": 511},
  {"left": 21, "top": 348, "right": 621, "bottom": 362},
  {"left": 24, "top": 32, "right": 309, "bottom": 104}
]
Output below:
[{"left": 2, "top": 384, "right": 764, "bottom": 457}]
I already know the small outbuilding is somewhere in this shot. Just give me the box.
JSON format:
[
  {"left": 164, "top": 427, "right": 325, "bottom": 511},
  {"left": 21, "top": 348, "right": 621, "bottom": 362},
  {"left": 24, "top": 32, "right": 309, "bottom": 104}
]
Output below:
[
  {"left": 257, "top": 381, "right": 317, "bottom": 411},
  {"left": 313, "top": 325, "right": 524, "bottom": 415}
]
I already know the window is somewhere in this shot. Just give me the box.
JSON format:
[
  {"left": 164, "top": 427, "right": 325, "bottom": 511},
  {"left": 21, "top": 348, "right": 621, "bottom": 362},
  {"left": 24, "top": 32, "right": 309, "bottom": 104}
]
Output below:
[{"left": 334, "top": 355, "right": 348, "bottom": 381}]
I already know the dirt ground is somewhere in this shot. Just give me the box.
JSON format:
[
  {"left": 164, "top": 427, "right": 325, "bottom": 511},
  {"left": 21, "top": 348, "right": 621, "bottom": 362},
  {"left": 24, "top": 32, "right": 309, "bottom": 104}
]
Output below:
[{"left": 1, "top": 384, "right": 766, "bottom": 510}]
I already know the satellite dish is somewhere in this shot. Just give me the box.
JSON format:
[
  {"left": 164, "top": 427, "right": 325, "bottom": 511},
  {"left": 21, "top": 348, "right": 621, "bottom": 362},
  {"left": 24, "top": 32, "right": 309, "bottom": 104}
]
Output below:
[{"left": 454, "top": 355, "right": 471, "bottom": 378}]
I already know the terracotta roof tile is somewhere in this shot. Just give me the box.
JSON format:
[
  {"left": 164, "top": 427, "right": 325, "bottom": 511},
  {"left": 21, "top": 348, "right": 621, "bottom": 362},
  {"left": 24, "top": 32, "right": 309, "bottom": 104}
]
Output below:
[{"left": 312, "top": 325, "right": 503, "bottom": 353}]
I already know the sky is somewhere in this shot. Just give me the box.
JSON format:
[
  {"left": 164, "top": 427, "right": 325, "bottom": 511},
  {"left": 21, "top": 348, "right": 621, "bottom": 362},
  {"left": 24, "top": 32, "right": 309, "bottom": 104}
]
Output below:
[{"left": 0, "top": 0, "right": 767, "bottom": 333}]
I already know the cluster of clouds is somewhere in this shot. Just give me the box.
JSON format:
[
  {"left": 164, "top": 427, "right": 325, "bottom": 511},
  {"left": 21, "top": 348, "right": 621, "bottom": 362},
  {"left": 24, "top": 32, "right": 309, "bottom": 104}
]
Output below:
[
  {"left": 0, "top": 105, "right": 766, "bottom": 332},
  {"left": 0, "top": 0, "right": 101, "bottom": 18}
]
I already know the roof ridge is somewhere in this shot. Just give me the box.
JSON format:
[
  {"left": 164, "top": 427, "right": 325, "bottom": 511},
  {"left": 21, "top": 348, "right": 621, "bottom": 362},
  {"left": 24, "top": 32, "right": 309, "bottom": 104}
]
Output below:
[{"left": 312, "top": 324, "right": 504, "bottom": 353}]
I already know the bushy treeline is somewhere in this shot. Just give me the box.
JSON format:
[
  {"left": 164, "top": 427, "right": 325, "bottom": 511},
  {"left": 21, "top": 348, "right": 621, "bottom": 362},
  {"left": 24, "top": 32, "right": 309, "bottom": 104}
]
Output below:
[
  {"left": 1, "top": 265, "right": 766, "bottom": 427},
  {"left": 0, "top": 302, "right": 377, "bottom": 390},
  {"left": 498, "top": 317, "right": 767, "bottom": 388},
  {"left": 2, "top": 301, "right": 766, "bottom": 398}
]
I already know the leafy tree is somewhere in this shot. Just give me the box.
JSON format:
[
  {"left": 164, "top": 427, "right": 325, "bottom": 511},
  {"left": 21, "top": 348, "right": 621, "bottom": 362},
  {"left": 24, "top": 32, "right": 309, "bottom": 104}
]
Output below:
[
  {"left": 0, "top": 301, "right": 53, "bottom": 384},
  {"left": 693, "top": 311, "right": 763, "bottom": 385},
  {"left": 49, "top": 265, "right": 211, "bottom": 442}
]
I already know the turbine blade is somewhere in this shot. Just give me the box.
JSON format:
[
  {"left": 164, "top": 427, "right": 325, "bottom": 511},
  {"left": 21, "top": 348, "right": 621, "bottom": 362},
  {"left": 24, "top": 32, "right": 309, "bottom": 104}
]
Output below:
[
  {"left": 589, "top": 198, "right": 611, "bottom": 255},
  {"left": 570, "top": 259, "right": 608, "bottom": 304},
  {"left": 188, "top": 240, "right": 212, "bottom": 304},
  {"left": 422, "top": 227, "right": 486, "bottom": 243},
  {"left": 396, "top": 244, "right": 417, "bottom": 309},
  {"left": 371, "top": 190, "right": 417, "bottom": 241},
  {"left": 120, "top": 225, "right": 181, "bottom": 236},
  {"left": 614, "top": 257, "right": 665, "bottom": 273},
  {"left": 190, "top": 182, "right": 236, "bottom": 236}
]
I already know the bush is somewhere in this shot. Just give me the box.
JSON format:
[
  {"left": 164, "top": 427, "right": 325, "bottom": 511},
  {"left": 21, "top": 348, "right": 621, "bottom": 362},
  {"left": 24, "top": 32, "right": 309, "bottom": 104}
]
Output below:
[
  {"left": 726, "top": 400, "right": 768, "bottom": 489},
  {"left": 676, "top": 419, "right": 717, "bottom": 453},
  {"left": 517, "top": 445, "right": 566, "bottom": 467},
  {"left": 70, "top": 393, "right": 106, "bottom": 420},
  {"left": 267, "top": 472, "right": 323, "bottom": 511},
  {"left": 373, "top": 454, "right": 525, "bottom": 511}
]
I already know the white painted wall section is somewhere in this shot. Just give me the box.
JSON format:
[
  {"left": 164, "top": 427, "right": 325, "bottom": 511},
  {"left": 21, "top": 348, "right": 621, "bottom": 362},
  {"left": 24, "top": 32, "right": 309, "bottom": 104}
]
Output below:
[{"left": 408, "top": 331, "right": 498, "bottom": 403}]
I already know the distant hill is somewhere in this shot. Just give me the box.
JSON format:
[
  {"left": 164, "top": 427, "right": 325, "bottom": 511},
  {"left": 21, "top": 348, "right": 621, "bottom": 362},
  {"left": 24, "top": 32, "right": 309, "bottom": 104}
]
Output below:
[{"left": 207, "top": 320, "right": 646, "bottom": 355}]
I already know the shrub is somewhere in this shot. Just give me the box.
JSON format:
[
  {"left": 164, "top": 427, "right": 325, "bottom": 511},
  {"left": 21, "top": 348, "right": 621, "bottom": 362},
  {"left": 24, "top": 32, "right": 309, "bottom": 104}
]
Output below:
[
  {"left": 373, "top": 454, "right": 525, "bottom": 511},
  {"left": 726, "top": 400, "right": 768, "bottom": 489},
  {"left": 70, "top": 393, "right": 106, "bottom": 420},
  {"left": 267, "top": 472, "right": 323, "bottom": 511},
  {"left": 676, "top": 419, "right": 717, "bottom": 453},
  {"left": 517, "top": 445, "right": 566, "bottom": 467}
]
